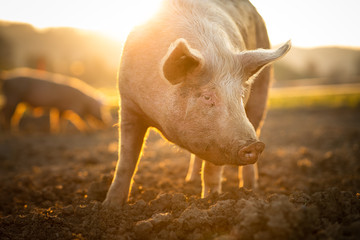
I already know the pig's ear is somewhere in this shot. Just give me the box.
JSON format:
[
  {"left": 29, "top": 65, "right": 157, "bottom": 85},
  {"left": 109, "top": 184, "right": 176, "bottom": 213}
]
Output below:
[
  {"left": 161, "top": 38, "right": 204, "bottom": 85},
  {"left": 239, "top": 40, "right": 291, "bottom": 81}
]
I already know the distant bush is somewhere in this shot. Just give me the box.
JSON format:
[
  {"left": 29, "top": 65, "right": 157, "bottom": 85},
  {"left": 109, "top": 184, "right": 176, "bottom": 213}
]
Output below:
[{"left": 0, "top": 21, "right": 122, "bottom": 88}]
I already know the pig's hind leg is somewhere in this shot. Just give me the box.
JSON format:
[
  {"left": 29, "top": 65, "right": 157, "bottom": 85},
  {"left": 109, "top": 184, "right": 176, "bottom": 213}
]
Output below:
[
  {"left": 0, "top": 96, "right": 21, "bottom": 131},
  {"left": 0, "top": 103, "right": 15, "bottom": 131},
  {"left": 103, "top": 106, "right": 148, "bottom": 208},
  {"left": 49, "top": 108, "right": 61, "bottom": 133},
  {"left": 242, "top": 66, "right": 271, "bottom": 189},
  {"left": 61, "top": 110, "right": 88, "bottom": 132},
  {"left": 186, "top": 155, "right": 224, "bottom": 198}
]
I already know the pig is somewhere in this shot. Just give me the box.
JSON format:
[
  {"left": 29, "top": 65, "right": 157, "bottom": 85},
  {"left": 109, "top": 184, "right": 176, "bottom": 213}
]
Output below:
[
  {"left": 0, "top": 68, "right": 111, "bottom": 132},
  {"left": 103, "top": 0, "right": 290, "bottom": 207}
]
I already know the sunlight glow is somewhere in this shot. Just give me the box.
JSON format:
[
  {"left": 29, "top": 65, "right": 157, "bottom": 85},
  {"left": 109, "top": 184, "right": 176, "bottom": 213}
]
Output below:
[
  {"left": 0, "top": 0, "right": 163, "bottom": 41},
  {"left": 99, "top": 0, "right": 163, "bottom": 40},
  {"left": 0, "top": 0, "right": 359, "bottom": 47},
  {"left": 251, "top": 0, "right": 360, "bottom": 48}
]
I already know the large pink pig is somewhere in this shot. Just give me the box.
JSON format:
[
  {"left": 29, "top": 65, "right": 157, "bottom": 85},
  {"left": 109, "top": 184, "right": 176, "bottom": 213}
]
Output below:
[{"left": 104, "top": 0, "right": 290, "bottom": 207}]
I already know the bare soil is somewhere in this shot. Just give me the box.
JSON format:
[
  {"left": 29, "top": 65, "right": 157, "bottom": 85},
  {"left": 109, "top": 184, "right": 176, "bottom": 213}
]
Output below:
[{"left": 0, "top": 107, "right": 359, "bottom": 240}]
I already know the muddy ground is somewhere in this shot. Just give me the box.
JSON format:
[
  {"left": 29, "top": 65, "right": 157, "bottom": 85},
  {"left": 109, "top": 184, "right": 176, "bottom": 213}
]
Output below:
[{"left": 0, "top": 107, "right": 359, "bottom": 240}]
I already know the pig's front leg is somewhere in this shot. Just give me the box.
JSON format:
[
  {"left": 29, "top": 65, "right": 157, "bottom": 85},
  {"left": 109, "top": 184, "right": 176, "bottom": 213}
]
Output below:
[
  {"left": 201, "top": 160, "right": 224, "bottom": 198},
  {"left": 185, "top": 154, "right": 202, "bottom": 182},
  {"left": 103, "top": 111, "right": 148, "bottom": 208}
]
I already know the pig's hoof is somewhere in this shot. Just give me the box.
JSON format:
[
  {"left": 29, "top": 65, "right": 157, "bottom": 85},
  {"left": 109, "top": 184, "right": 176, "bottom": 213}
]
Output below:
[
  {"left": 243, "top": 180, "right": 258, "bottom": 190},
  {"left": 185, "top": 173, "right": 200, "bottom": 183},
  {"left": 102, "top": 197, "right": 125, "bottom": 210}
]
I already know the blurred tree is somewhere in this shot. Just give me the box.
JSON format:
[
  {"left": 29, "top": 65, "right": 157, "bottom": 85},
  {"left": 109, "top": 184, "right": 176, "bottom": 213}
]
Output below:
[
  {"left": 274, "top": 62, "right": 306, "bottom": 82},
  {"left": 0, "top": 34, "right": 13, "bottom": 70},
  {"left": 27, "top": 54, "right": 51, "bottom": 71},
  {"left": 328, "top": 67, "right": 343, "bottom": 84},
  {"left": 355, "top": 55, "right": 360, "bottom": 76},
  {"left": 82, "top": 56, "right": 116, "bottom": 88},
  {"left": 0, "top": 21, "right": 122, "bottom": 88},
  {"left": 305, "top": 60, "right": 318, "bottom": 78}
]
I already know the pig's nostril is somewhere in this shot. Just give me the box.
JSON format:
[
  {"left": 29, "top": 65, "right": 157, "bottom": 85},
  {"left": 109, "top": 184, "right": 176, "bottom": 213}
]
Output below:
[
  {"left": 238, "top": 141, "right": 265, "bottom": 164},
  {"left": 254, "top": 142, "right": 265, "bottom": 153}
]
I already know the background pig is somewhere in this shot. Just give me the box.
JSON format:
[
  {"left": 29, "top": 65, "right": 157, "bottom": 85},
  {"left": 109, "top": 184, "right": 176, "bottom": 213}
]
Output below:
[
  {"left": 104, "top": 0, "right": 290, "bottom": 207},
  {"left": 0, "top": 68, "right": 111, "bottom": 132}
]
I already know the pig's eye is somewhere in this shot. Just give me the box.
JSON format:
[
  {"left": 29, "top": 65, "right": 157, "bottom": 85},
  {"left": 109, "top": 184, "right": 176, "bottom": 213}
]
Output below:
[
  {"left": 203, "top": 95, "right": 211, "bottom": 101},
  {"left": 201, "top": 94, "right": 215, "bottom": 106}
]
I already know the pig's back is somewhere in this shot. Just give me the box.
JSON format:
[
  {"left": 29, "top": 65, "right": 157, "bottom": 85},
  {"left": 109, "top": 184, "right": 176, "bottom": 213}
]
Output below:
[
  {"left": 3, "top": 77, "right": 87, "bottom": 110},
  {"left": 2, "top": 77, "right": 30, "bottom": 99},
  {"left": 212, "top": 0, "right": 270, "bottom": 50}
]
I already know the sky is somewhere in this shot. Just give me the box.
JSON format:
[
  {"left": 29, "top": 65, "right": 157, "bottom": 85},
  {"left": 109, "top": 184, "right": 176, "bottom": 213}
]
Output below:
[{"left": 0, "top": 0, "right": 359, "bottom": 48}]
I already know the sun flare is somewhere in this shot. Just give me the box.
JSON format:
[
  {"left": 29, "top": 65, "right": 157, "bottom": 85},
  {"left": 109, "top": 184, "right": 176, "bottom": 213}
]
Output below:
[
  {"left": 1, "top": 0, "right": 359, "bottom": 47},
  {"left": 0, "top": 0, "right": 164, "bottom": 42},
  {"left": 100, "top": 0, "right": 163, "bottom": 41}
]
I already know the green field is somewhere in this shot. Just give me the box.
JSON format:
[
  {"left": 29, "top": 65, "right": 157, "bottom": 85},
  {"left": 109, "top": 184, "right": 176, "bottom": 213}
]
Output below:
[{"left": 268, "top": 83, "right": 360, "bottom": 108}]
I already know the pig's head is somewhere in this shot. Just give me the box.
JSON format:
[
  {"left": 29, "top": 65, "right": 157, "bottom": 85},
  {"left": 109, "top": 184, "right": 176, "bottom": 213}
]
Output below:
[
  {"left": 160, "top": 38, "right": 291, "bottom": 166},
  {"left": 84, "top": 96, "right": 113, "bottom": 128}
]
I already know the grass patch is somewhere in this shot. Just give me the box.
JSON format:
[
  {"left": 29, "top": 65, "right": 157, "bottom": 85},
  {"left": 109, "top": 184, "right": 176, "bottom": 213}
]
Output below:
[
  {"left": 268, "top": 83, "right": 360, "bottom": 108},
  {"left": 269, "top": 93, "right": 360, "bottom": 109}
]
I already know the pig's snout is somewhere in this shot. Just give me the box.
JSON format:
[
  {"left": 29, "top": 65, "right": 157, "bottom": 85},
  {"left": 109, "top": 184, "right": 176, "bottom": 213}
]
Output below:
[{"left": 238, "top": 141, "right": 265, "bottom": 165}]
